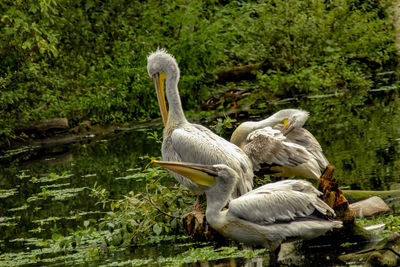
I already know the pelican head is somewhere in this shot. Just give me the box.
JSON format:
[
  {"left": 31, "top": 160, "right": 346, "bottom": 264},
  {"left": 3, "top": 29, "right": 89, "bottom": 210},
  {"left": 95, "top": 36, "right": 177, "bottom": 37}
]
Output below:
[
  {"left": 152, "top": 160, "right": 238, "bottom": 208},
  {"left": 152, "top": 160, "right": 217, "bottom": 186},
  {"left": 231, "top": 109, "right": 310, "bottom": 146},
  {"left": 279, "top": 109, "right": 309, "bottom": 135},
  {"left": 147, "top": 49, "right": 180, "bottom": 125}
]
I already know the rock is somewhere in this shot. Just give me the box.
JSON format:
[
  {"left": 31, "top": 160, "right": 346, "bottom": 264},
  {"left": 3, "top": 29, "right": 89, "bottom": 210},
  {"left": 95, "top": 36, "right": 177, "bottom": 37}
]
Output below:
[
  {"left": 339, "top": 232, "right": 400, "bottom": 266},
  {"left": 350, "top": 196, "right": 390, "bottom": 217},
  {"left": 278, "top": 242, "right": 304, "bottom": 266},
  {"left": 363, "top": 223, "right": 386, "bottom": 235}
]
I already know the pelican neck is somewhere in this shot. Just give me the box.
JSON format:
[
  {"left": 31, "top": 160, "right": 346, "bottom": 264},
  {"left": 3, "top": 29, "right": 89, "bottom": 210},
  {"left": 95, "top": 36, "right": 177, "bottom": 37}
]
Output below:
[
  {"left": 165, "top": 71, "right": 187, "bottom": 124},
  {"left": 256, "top": 112, "right": 284, "bottom": 129}
]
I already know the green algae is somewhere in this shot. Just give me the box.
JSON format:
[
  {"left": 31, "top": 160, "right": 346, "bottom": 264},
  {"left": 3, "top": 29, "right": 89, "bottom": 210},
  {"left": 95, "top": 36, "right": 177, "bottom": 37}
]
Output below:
[
  {"left": 0, "top": 188, "right": 18, "bottom": 199},
  {"left": 30, "top": 172, "right": 74, "bottom": 183},
  {"left": 27, "top": 187, "right": 86, "bottom": 202}
]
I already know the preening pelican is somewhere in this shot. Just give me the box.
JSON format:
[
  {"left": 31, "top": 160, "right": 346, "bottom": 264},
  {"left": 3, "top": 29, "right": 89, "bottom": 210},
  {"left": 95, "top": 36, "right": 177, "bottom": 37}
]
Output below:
[
  {"left": 147, "top": 49, "right": 253, "bottom": 198},
  {"left": 231, "top": 109, "right": 329, "bottom": 179},
  {"left": 153, "top": 160, "right": 342, "bottom": 265}
]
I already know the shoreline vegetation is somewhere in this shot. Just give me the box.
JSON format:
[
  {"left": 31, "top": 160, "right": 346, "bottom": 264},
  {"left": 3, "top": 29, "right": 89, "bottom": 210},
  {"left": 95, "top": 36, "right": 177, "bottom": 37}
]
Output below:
[{"left": 0, "top": 0, "right": 398, "bottom": 148}]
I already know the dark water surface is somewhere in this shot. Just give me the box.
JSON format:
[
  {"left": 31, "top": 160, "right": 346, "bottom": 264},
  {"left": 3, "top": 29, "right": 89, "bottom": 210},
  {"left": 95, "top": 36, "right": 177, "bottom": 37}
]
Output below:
[{"left": 0, "top": 89, "right": 399, "bottom": 266}]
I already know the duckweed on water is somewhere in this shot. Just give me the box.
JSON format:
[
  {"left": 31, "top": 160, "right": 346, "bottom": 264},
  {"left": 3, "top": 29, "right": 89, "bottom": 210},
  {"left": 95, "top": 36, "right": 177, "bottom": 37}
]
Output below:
[
  {"left": 40, "top": 182, "right": 71, "bottom": 190},
  {"left": 30, "top": 172, "right": 74, "bottom": 183},
  {"left": 0, "top": 147, "right": 39, "bottom": 159},
  {"left": 0, "top": 216, "right": 19, "bottom": 227},
  {"left": 0, "top": 188, "right": 18, "bottom": 199},
  {"left": 8, "top": 204, "right": 29, "bottom": 212},
  {"left": 102, "top": 246, "right": 266, "bottom": 267},
  {"left": 27, "top": 187, "right": 86, "bottom": 202}
]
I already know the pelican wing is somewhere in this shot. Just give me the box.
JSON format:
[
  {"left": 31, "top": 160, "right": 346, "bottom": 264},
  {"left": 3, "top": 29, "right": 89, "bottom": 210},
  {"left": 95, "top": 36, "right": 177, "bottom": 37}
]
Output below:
[
  {"left": 273, "top": 124, "right": 329, "bottom": 169},
  {"left": 246, "top": 179, "right": 321, "bottom": 196},
  {"left": 166, "top": 123, "right": 253, "bottom": 195},
  {"left": 242, "top": 127, "right": 314, "bottom": 170},
  {"left": 283, "top": 126, "right": 329, "bottom": 169},
  {"left": 229, "top": 183, "right": 334, "bottom": 225}
]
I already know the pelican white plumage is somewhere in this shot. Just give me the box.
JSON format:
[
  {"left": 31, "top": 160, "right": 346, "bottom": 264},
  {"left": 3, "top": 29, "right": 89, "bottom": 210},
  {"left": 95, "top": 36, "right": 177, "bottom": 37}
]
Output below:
[
  {"left": 152, "top": 160, "right": 342, "bottom": 265},
  {"left": 230, "top": 109, "right": 329, "bottom": 179},
  {"left": 147, "top": 49, "right": 253, "bottom": 198}
]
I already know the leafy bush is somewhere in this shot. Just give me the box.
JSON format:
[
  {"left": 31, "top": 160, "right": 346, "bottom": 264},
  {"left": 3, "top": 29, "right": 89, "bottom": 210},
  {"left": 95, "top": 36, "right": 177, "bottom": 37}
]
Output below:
[{"left": 0, "top": 0, "right": 397, "bottom": 145}]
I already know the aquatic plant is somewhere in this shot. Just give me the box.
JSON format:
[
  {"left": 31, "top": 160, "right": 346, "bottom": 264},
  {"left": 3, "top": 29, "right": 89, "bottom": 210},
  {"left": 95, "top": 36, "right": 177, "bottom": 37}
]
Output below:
[{"left": 357, "top": 215, "right": 400, "bottom": 238}]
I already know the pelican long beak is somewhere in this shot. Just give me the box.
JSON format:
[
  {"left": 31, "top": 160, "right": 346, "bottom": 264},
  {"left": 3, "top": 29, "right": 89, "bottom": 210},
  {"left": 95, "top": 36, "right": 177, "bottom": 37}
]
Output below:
[
  {"left": 152, "top": 72, "right": 168, "bottom": 125},
  {"left": 281, "top": 119, "right": 294, "bottom": 136},
  {"left": 151, "top": 160, "right": 217, "bottom": 187}
]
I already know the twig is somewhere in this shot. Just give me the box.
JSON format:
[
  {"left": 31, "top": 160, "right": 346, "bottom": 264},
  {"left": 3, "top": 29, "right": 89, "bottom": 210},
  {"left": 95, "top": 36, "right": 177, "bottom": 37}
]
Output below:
[{"left": 144, "top": 184, "right": 181, "bottom": 219}]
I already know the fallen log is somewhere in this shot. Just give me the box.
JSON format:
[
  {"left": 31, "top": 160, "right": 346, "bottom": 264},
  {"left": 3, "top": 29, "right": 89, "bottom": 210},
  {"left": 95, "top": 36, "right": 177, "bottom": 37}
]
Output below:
[
  {"left": 16, "top": 118, "right": 69, "bottom": 133},
  {"left": 216, "top": 62, "right": 264, "bottom": 83}
]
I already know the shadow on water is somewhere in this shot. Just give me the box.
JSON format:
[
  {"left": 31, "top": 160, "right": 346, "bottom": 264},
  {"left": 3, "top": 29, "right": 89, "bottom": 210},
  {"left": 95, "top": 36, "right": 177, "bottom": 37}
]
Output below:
[{"left": 0, "top": 89, "right": 399, "bottom": 265}]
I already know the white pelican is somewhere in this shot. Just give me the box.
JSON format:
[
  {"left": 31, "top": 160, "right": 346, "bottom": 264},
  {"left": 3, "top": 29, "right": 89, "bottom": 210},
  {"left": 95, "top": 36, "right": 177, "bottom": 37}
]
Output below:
[
  {"left": 147, "top": 49, "right": 253, "bottom": 198},
  {"left": 152, "top": 160, "right": 342, "bottom": 264},
  {"left": 230, "top": 109, "right": 329, "bottom": 179}
]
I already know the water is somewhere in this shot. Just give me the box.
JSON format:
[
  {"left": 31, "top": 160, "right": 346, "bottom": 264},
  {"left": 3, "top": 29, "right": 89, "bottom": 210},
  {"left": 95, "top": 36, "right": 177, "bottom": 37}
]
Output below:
[{"left": 0, "top": 89, "right": 399, "bottom": 266}]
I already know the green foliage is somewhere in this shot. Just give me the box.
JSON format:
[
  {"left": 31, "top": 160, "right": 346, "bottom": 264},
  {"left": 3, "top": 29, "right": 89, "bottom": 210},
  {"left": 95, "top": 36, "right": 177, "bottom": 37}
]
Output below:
[
  {"left": 146, "top": 131, "right": 163, "bottom": 144},
  {"left": 92, "top": 166, "right": 193, "bottom": 245},
  {"left": 209, "top": 116, "right": 236, "bottom": 137},
  {"left": 357, "top": 215, "right": 400, "bottom": 238},
  {"left": 0, "top": 0, "right": 397, "bottom": 145},
  {"left": 54, "top": 164, "right": 193, "bottom": 248}
]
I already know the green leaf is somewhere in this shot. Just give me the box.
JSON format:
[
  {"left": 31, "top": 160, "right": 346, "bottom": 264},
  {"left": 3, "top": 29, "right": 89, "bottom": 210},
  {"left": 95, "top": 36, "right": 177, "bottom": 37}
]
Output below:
[
  {"left": 51, "top": 233, "right": 63, "bottom": 241},
  {"left": 152, "top": 224, "right": 162, "bottom": 235}
]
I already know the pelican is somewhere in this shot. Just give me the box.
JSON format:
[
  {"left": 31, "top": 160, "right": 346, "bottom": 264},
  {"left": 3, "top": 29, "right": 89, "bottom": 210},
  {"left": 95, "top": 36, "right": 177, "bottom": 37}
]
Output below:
[
  {"left": 230, "top": 109, "right": 329, "bottom": 179},
  {"left": 152, "top": 160, "right": 342, "bottom": 265},
  {"left": 147, "top": 49, "right": 253, "bottom": 199}
]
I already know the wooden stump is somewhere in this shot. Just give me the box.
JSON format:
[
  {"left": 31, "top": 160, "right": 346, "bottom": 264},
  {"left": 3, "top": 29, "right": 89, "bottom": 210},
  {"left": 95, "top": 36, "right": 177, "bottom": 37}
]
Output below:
[
  {"left": 182, "top": 210, "right": 226, "bottom": 242},
  {"left": 318, "top": 165, "right": 355, "bottom": 223}
]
